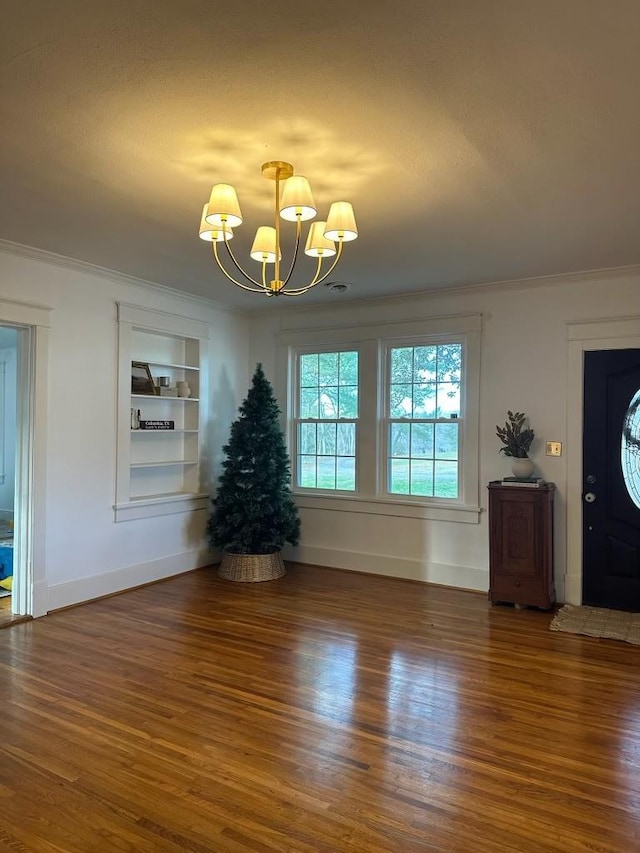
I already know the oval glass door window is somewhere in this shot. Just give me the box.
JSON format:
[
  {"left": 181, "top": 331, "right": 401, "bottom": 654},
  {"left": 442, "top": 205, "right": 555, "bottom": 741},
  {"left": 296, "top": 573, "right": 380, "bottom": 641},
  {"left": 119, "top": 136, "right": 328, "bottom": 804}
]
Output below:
[{"left": 621, "top": 388, "right": 640, "bottom": 510}]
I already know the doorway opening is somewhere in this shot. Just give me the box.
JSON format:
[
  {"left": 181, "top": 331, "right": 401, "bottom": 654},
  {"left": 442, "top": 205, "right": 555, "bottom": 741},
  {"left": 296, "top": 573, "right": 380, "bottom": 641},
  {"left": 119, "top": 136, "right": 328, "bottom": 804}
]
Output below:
[{"left": 0, "top": 325, "right": 19, "bottom": 625}]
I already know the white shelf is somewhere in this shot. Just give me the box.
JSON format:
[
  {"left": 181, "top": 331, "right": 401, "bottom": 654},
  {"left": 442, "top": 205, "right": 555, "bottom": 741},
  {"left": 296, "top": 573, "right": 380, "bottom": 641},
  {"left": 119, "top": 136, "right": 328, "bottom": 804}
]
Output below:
[
  {"left": 130, "top": 460, "right": 199, "bottom": 468},
  {"left": 127, "top": 491, "right": 209, "bottom": 504},
  {"left": 131, "top": 429, "right": 199, "bottom": 435},
  {"left": 141, "top": 360, "right": 200, "bottom": 371},
  {"left": 131, "top": 394, "right": 200, "bottom": 402}
]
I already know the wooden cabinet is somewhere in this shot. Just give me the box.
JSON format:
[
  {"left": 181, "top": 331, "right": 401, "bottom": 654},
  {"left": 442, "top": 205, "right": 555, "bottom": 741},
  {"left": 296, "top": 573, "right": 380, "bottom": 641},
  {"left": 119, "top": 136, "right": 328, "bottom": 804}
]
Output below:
[{"left": 488, "top": 482, "right": 555, "bottom": 609}]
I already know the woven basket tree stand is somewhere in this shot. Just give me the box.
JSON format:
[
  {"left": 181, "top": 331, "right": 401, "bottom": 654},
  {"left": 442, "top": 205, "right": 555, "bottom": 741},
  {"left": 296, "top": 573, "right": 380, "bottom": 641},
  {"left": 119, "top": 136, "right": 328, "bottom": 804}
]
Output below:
[{"left": 218, "top": 550, "right": 286, "bottom": 582}]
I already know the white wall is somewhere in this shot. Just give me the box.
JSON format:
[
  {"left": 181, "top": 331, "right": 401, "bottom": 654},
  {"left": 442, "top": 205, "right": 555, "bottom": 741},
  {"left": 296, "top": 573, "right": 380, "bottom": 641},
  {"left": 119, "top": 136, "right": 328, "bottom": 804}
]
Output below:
[
  {"left": 0, "top": 244, "right": 251, "bottom": 612},
  {"left": 249, "top": 268, "right": 640, "bottom": 601}
]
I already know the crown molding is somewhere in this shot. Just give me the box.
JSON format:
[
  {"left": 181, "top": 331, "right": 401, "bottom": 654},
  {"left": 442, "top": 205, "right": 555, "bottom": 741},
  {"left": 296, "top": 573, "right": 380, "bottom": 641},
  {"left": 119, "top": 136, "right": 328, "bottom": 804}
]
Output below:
[
  {"left": 255, "top": 262, "right": 640, "bottom": 318},
  {"left": 0, "top": 239, "right": 248, "bottom": 318}
]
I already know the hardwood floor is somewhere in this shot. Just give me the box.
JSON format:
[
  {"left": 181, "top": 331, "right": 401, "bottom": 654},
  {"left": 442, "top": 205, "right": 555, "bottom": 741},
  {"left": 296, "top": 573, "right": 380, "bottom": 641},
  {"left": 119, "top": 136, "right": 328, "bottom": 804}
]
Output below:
[
  {"left": 0, "top": 594, "right": 27, "bottom": 628},
  {"left": 1, "top": 564, "right": 639, "bottom": 852}
]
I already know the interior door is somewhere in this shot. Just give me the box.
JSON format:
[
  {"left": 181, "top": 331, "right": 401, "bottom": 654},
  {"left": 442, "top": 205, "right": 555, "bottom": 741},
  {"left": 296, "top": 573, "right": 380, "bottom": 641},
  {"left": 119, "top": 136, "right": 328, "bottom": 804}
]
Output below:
[{"left": 582, "top": 349, "right": 640, "bottom": 609}]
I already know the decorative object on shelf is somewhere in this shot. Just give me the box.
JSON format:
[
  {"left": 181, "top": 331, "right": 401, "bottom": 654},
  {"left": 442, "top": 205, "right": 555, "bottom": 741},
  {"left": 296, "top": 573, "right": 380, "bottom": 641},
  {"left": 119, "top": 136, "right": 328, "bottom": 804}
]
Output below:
[
  {"left": 207, "top": 363, "right": 300, "bottom": 582},
  {"left": 498, "top": 476, "right": 546, "bottom": 488},
  {"left": 139, "top": 420, "right": 175, "bottom": 430},
  {"left": 496, "top": 410, "right": 535, "bottom": 478},
  {"left": 199, "top": 160, "right": 358, "bottom": 298},
  {"left": 131, "top": 361, "right": 157, "bottom": 395},
  {"left": 130, "top": 408, "right": 141, "bottom": 430},
  {"left": 156, "top": 375, "right": 170, "bottom": 388},
  {"left": 176, "top": 380, "right": 191, "bottom": 398}
]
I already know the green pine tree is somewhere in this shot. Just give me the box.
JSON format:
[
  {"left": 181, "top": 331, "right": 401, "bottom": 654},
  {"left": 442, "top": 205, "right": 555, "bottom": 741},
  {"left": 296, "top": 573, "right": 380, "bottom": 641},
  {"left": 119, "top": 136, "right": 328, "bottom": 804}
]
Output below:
[{"left": 207, "top": 364, "right": 300, "bottom": 555}]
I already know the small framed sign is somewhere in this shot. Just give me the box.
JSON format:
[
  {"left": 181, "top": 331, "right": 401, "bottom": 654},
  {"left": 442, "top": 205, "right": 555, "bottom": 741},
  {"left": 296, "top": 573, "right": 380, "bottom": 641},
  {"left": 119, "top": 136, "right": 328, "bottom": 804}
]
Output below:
[{"left": 131, "top": 361, "right": 156, "bottom": 395}]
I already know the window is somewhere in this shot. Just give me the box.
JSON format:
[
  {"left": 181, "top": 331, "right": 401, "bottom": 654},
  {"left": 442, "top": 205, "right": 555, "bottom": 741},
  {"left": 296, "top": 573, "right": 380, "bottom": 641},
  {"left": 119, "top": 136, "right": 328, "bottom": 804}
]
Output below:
[
  {"left": 281, "top": 314, "right": 481, "bottom": 523},
  {"left": 386, "top": 344, "right": 462, "bottom": 499},
  {"left": 296, "top": 350, "right": 358, "bottom": 491}
]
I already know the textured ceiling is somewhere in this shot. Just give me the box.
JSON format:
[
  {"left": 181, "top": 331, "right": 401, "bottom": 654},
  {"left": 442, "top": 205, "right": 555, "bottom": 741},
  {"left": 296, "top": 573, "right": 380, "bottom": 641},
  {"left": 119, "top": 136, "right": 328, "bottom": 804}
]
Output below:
[{"left": 2, "top": 0, "right": 639, "bottom": 309}]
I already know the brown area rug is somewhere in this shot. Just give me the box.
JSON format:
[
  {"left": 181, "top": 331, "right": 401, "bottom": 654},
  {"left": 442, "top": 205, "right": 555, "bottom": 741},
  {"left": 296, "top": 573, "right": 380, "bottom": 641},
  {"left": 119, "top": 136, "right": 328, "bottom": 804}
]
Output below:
[{"left": 550, "top": 605, "right": 640, "bottom": 645}]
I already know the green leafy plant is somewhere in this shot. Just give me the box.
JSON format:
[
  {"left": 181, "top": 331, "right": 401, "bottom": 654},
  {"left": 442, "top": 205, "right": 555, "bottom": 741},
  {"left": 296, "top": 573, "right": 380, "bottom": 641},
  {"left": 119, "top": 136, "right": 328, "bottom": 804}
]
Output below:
[
  {"left": 207, "top": 364, "right": 300, "bottom": 555},
  {"left": 496, "top": 411, "right": 534, "bottom": 458}
]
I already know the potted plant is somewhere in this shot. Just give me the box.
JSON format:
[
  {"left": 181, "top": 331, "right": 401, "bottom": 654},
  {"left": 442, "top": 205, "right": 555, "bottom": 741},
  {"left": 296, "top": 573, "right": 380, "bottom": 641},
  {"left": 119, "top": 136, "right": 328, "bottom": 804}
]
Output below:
[
  {"left": 207, "top": 364, "right": 300, "bottom": 582},
  {"left": 496, "top": 410, "right": 535, "bottom": 478}
]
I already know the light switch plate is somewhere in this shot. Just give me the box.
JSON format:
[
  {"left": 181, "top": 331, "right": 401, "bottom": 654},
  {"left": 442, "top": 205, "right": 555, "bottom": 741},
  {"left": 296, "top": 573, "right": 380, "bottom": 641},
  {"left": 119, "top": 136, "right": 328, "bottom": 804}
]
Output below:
[{"left": 546, "top": 441, "right": 562, "bottom": 457}]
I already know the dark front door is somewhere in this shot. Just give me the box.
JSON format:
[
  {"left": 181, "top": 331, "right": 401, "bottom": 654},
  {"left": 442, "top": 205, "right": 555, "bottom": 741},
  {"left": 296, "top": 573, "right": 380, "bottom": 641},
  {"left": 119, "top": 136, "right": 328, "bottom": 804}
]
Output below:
[{"left": 583, "top": 349, "right": 640, "bottom": 609}]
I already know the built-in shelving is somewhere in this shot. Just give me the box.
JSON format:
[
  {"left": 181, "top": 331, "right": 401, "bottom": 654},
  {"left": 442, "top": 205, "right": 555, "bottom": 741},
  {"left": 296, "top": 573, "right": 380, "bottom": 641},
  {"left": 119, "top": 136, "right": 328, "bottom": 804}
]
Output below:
[{"left": 115, "top": 303, "right": 210, "bottom": 522}]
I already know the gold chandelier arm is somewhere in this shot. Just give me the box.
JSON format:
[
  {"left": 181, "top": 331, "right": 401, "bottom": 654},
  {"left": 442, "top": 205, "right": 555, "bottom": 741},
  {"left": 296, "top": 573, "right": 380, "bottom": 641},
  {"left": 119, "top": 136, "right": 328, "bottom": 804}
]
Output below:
[
  {"left": 280, "top": 219, "right": 302, "bottom": 287},
  {"left": 280, "top": 242, "right": 344, "bottom": 295},
  {"left": 218, "top": 234, "right": 263, "bottom": 287},
  {"left": 212, "top": 243, "right": 268, "bottom": 293}
]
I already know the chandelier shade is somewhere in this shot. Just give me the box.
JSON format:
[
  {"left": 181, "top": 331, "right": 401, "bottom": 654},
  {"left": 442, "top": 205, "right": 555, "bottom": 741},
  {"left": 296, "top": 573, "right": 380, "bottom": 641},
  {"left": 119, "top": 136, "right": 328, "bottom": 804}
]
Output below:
[
  {"left": 250, "top": 226, "right": 281, "bottom": 263},
  {"left": 324, "top": 202, "right": 358, "bottom": 242},
  {"left": 198, "top": 204, "right": 234, "bottom": 242},
  {"left": 305, "top": 221, "right": 336, "bottom": 258},
  {"left": 199, "top": 160, "right": 358, "bottom": 297},
  {"left": 279, "top": 176, "right": 317, "bottom": 222},
  {"left": 205, "top": 184, "right": 243, "bottom": 228}
]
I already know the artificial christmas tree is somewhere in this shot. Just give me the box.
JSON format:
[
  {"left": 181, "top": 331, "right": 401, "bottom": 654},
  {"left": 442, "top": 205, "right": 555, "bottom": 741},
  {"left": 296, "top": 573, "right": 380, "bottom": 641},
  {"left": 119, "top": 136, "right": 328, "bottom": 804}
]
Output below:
[{"left": 207, "top": 363, "right": 300, "bottom": 581}]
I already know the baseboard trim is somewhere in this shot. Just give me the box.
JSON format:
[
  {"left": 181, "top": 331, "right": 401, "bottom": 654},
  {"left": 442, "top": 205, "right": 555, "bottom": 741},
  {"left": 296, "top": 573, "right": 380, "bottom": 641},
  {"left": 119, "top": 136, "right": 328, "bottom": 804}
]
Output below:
[
  {"left": 284, "top": 544, "right": 488, "bottom": 592},
  {"left": 45, "top": 549, "right": 215, "bottom": 613}
]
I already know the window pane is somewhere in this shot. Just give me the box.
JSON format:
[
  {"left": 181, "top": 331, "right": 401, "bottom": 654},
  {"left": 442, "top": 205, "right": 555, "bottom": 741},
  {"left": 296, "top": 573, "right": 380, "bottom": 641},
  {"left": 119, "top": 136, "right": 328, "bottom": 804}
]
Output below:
[
  {"left": 317, "top": 422, "right": 336, "bottom": 455},
  {"left": 338, "top": 385, "right": 358, "bottom": 418},
  {"left": 411, "top": 423, "right": 434, "bottom": 458},
  {"left": 390, "top": 422, "right": 410, "bottom": 457},
  {"left": 437, "top": 344, "right": 462, "bottom": 382},
  {"left": 434, "top": 461, "right": 458, "bottom": 498},
  {"left": 337, "top": 422, "right": 356, "bottom": 456},
  {"left": 391, "top": 347, "right": 413, "bottom": 384},
  {"left": 337, "top": 457, "right": 356, "bottom": 490},
  {"left": 301, "top": 388, "right": 319, "bottom": 419},
  {"left": 435, "top": 423, "right": 458, "bottom": 460},
  {"left": 390, "top": 458, "right": 410, "bottom": 494},
  {"left": 339, "top": 351, "right": 358, "bottom": 385},
  {"left": 389, "top": 383, "right": 412, "bottom": 417},
  {"left": 622, "top": 388, "right": 640, "bottom": 510},
  {"left": 319, "top": 352, "right": 339, "bottom": 385},
  {"left": 300, "top": 354, "right": 319, "bottom": 387},
  {"left": 299, "top": 422, "right": 316, "bottom": 454},
  {"left": 437, "top": 382, "right": 460, "bottom": 417},
  {"left": 410, "top": 459, "right": 434, "bottom": 496},
  {"left": 414, "top": 346, "right": 437, "bottom": 382},
  {"left": 414, "top": 384, "right": 437, "bottom": 418},
  {"left": 317, "top": 456, "right": 336, "bottom": 489},
  {"left": 298, "top": 456, "right": 317, "bottom": 488},
  {"left": 319, "top": 386, "right": 339, "bottom": 419}
]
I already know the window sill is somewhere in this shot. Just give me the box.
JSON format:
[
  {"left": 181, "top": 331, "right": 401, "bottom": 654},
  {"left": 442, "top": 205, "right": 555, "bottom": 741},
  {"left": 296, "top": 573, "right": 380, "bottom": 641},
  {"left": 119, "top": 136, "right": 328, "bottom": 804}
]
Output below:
[{"left": 292, "top": 492, "right": 482, "bottom": 524}]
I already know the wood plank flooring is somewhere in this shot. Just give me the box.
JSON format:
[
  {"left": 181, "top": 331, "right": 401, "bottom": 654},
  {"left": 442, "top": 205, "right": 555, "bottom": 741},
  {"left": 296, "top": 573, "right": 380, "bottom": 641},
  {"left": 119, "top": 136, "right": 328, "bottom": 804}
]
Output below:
[{"left": 1, "top": 563, "right": 639, "bottom": 852}]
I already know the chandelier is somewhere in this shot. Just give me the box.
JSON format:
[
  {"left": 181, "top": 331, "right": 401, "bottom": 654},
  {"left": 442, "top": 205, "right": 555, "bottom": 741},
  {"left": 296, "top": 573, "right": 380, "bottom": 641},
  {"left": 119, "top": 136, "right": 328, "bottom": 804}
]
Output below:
[{"left": 198, "top": 160, "right": 358, "bottom": 297}]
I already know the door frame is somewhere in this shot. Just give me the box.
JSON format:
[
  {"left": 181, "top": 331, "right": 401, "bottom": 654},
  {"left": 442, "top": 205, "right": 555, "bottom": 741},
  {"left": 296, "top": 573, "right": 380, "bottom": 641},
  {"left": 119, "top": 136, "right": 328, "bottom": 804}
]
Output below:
[
  {"left": 566, "top": 316, "right": 640, "bottom": 605},
  {"left": 0, "top": 297, "right": 50, "bottom": 617}
]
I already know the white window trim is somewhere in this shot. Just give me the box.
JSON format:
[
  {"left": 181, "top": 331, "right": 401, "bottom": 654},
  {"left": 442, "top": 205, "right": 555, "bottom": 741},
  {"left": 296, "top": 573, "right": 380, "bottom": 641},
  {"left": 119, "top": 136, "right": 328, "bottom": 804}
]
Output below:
[{"left": 278, "top": 314, "right": 481, "bottom": 524}]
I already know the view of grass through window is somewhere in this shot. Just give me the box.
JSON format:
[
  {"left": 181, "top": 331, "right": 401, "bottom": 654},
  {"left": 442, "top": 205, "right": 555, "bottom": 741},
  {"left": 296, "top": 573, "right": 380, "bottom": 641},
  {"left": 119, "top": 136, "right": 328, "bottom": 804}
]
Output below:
[
  {"left": 388, "top": 344, "right": 461, "bottom": 498},
  {"left": 297, "top": 350, "right": 358, "bottom": 490}
]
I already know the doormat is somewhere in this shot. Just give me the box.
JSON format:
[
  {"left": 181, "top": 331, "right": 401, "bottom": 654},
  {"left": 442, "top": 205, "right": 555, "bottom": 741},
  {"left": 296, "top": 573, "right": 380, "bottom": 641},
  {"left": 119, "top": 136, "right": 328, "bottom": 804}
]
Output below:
[{"left": 550, "top": 605, "right": 640, "bottom": 645}]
